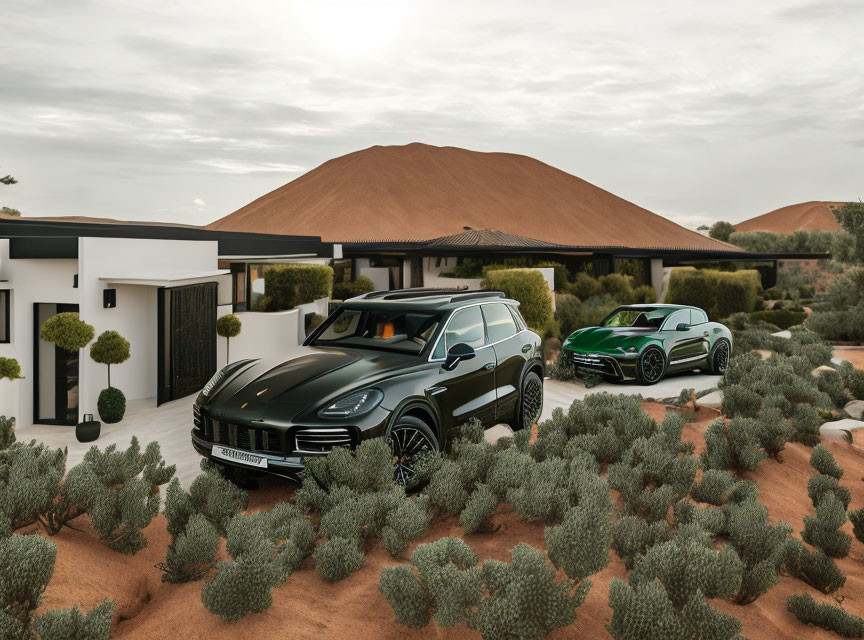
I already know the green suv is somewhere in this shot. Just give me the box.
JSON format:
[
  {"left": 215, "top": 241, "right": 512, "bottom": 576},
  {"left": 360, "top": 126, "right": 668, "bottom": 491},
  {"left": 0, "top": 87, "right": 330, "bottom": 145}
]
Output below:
[{"left": 561, "top": 304, "right": 732, "bottom": 385}]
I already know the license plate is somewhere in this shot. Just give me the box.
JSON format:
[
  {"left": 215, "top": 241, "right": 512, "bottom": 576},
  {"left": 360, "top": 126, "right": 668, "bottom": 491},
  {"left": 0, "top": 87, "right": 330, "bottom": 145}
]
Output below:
[{"left": 211, "top": 445, "right": 268, "bottom": 468}]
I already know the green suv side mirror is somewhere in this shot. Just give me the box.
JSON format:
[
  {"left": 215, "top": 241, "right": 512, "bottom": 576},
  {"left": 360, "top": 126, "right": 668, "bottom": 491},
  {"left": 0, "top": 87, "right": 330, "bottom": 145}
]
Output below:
[
  {"left": 676, "top": 323, "right": 689, "bottom": 331},
  {"left": 443, "top": 343, "right": 476, "bottom": 371}
]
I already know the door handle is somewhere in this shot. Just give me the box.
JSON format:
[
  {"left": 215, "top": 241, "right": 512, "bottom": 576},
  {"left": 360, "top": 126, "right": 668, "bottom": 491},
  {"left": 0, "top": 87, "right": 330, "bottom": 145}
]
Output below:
[
  {"left": 703, "top": 331, "right": 709, "bottom": 337},
  {"left": 521, "top": 344, "right": 532, "bottom": 353},
  {"left": 483, "top": 362, "right": 495, "bottom": 370}
]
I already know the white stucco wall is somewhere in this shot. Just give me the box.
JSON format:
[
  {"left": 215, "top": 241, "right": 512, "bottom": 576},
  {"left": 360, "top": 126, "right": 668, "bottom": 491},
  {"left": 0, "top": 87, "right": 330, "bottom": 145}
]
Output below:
[
  {"left": 0, "top": 239, "right": 79, "bottom": 427},
  {"left": 355, "top": 258, "right": 390, "bottom": 291},
  {"left": 215, "top": 307, "right": 302, "bottom": 367},
  {"left": 420, "top": 258, "right": 555, "bottom": 298}
]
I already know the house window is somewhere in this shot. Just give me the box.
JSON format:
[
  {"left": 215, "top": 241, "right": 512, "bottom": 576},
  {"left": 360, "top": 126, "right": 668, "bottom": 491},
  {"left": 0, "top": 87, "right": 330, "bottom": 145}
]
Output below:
[
  {"left": 0, "top": 290, "right": 9, "bottom": 343},
  {"left": 332, "top": 259, "right": 353, "bottom": 284},
  {"left": 231, "top": 263, "right": 247, "bottom": 312}
]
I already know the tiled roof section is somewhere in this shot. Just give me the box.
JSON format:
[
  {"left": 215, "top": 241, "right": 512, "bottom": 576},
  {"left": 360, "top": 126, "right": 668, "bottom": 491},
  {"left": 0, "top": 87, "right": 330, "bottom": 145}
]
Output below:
[{"left": 425, "top": 228, "right": 559, "bottom": 248}]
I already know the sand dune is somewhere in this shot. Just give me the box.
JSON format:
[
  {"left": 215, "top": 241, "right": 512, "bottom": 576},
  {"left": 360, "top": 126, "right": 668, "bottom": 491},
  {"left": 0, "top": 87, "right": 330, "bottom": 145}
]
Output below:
[
  {"left": 735, "top": 201, "right": 846, "bottom": 234},
  {"left": 208, "top": 143, "right": 740, "bottom": 252}
]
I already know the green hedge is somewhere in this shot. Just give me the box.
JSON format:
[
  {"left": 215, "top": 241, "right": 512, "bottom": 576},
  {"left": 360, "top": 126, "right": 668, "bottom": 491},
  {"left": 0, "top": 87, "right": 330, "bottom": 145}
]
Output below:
[
  {"left": 260, "top": 264, "right": 333, "bottom": 311},
  {"left": 332, "top": 276, "right": 376, "bottom": 301},
  {"left": 482, "top": 269, "right": 553, "bottom": 330},
  {"left": 749, "top": 309, "right": 808, "bottom": 330},
  {"left": 667, "top": 268, "right": 762, "bottom": 320}
]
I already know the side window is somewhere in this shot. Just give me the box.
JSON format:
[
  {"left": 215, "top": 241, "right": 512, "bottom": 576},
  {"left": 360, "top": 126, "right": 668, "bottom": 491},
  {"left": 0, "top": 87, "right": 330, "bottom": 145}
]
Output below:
[
  {"left": 691, "top": 308, "right": 708, "bottom": 325},
  {"left": 445, "top": 306, "right": 485, "bottom": 351},
  {"left": 663, "top": 309, "right": 690, "bottom": 330},
  {"left": 507, "top": 304, "right": 527, "bottom": 331},
  {"left": 482, "top": 303, "right": 518, "bottom": 343},
  {"left": 0, "top": 290, "right": 8, "bottom": 343}
]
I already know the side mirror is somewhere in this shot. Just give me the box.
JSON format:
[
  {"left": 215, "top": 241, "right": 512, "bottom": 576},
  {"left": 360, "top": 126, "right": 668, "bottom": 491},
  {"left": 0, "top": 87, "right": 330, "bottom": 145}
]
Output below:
[
  {"left": 676, "top": 323, "right": 689, "bottom": 331},
  {"left": 443, "top": 343, "right": 476, "bottom": 371}
]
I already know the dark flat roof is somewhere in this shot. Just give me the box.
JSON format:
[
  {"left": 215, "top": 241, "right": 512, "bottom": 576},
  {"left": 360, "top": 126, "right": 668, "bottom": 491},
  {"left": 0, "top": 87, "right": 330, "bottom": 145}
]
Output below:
[{"left": 0, "top": 218, "right": 333, "bottom": 259}]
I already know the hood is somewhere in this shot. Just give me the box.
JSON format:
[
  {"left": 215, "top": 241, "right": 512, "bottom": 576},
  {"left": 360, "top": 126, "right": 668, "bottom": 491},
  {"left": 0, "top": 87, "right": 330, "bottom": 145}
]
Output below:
[
  {"left": 204, "top": 346, "right": 415, "bottom": 420},
  {"left": 563, "top": 326, "right": 654, "bottom": 353}
]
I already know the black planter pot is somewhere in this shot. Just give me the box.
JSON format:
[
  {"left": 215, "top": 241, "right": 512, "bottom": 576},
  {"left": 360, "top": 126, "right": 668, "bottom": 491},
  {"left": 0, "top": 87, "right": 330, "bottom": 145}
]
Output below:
[{"left": 76, "top": 414, "right": 101, "bottom": 443}]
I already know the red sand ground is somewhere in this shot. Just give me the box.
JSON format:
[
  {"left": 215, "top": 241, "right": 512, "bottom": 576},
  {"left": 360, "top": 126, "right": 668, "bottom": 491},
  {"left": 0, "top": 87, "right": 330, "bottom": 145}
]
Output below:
[
  {"left": 30, "top": 386, "right": 864, "bottom": 639},
  {"left": 206, "top": 143, "right": 738, "bottom": 252},
  {"left": 735, "top": 201, "right": 846, "bottom": 234}
]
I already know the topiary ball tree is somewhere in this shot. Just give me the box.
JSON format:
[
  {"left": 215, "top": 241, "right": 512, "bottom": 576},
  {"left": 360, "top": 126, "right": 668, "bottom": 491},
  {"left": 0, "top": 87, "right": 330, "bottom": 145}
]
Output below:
[
  {"left": 89, "top": 330, "right": 130, "bottom": 388},
  {"left": 0, "top": 356, "right": 22, "bottom": 381},
  {"left": 216, "top": 314, "right": 242, "bottom": 365},
  {"left": 97, "top": 387, "right": 126, "bottom": 424},
  {"left": 40, "top": 312, "right": 94, "bottom": 353}
]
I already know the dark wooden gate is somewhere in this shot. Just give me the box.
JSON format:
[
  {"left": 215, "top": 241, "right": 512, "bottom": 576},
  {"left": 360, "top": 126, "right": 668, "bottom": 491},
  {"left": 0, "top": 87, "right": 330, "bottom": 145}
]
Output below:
[{"left": 157, "top": 283, "right": 217, "bottom": 404}]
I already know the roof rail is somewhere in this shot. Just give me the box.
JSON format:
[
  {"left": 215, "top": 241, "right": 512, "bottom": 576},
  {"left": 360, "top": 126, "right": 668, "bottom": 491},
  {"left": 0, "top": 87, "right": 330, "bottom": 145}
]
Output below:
[
  {"left": 359, "top": 287, "right": 469, "bottom": 301},
  {"left": 450, "top": 291, "right": 505, "bottom": 303}
]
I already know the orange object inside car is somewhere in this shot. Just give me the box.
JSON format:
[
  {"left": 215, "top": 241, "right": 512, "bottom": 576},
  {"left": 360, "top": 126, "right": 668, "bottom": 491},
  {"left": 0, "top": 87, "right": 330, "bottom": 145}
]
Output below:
[{"left": 381, "top": 322, "right": 394, "bottom": 339}]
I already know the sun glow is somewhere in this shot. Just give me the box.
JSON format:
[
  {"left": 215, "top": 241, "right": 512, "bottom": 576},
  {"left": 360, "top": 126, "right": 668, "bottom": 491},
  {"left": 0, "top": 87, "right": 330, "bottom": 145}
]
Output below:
[{"left": 294, "top": 0, "right": 410, "bottom": 56}]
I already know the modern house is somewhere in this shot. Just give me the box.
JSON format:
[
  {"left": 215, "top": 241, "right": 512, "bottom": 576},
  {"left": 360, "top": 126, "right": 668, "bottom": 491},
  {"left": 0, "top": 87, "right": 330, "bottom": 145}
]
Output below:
[{"left": 0, "top": 218, "right": 335, "bottom": 428}]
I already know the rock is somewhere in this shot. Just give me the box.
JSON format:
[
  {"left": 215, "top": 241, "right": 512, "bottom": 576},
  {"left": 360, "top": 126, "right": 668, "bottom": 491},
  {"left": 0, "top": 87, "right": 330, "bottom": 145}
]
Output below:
[
  {"left": 820, "top": 418, "right": 864, "bottom": 433},
  {"left": 698, "top": 390, "right": 723, "bottom": 409},
  {"left": 844, "top": 400, "right": 864, "bottom": 420},
  {"left": 755, "top": 349, "right": 771, "bottom": 361},
  {"left": 772, "top": 330, "right": 792, "bottom": 339},
  {"left": 812, "top": 365, "right": 835, "bottom": 377},
  {"left": 484, "top": 424, "right": 514, "bottom": 444}
]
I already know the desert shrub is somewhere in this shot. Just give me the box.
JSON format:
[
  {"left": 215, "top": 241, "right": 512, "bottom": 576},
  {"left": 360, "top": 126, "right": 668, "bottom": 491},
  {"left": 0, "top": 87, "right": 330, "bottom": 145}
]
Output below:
[
  {"left": 0, "top": 357, "right": 21, "bottom": 381},
  {"left": 43, "top": 437, "right": 175, "bottom": 554},
  {"left": 201, "top": 503, "right": 315, "bottom": 621},
  {"left": 837, "top": 360, "right": 864, "bottom": 400},
  {"left": 808, "top": 474, "right": 851, "bottom": 510},
  {"left": 849, "top": 509, "right": 864, "bottom": 543},
  {"left": 544, "top": 482, "right": 613, "bottom": 581},
  {"left": 667, "top": 268, "right": 761, "bottom": 320},
  {"left": 817, "top": 368, "right": 853, "bottom": 408},
  {"left": 0, "top": 416, "right": 13, "bottom": 451},
  {"left": 672, "top": 501, "right": 727, "bottom": 536},
  {"left": 782, "top": 537, "right": 846, "bottom": 593},
  {"left": 547, "top": 348, "right": 579, "bottom": 382},
  {"left": 710, "top": 220, "right": 735, "bottom": 242},
  {"left": 0, "top": 442, "right": 65, "bottom": 531},
  {"left": 534, "top": 393, "right": 657, "bottom": 464},
  {"left": 611, "top": 515, "right": 671, "bottom": 569},
  {"left": 607, "top": 578, "right": 742, "bottom": 640},
  {"left": 482, "top": 269, "right": 553, "bottom": 330},
  {"left": 690, "top": 469, "right": 736, "bottom": 506},
  {"left": 459, "top": 484, "right": 498, "bottom": 534},
  {"left": 0, "top": 533, "right": 57, "bottom": 636},
  {"left": 40, "top": 312, "right": 94, "bottom": 352},
  {"left": 599, "top": 273, "right": 633, "bottom": 301},
  {"left": 809, "top": 306, "right": 864, "bottom": 342},
  {"left": 791, "top": 403, "right": 822, "bottom": 446},
  {"left": 332, "top": 276, "right": 375, "bottom": 300},
  {"left": 802, "top": 493, "right": 851, "bottom": 558},
  {"left": 31, "top": 600, "right": 115, "bottom": 640},
  {"left": 314, "top": 536, "right": 364, "bottom": 582},
  {"left": 701, "top": 417, "right": 767, "bottom": 473},
  {"left": 720, "top": 385, "right": 761, "bottom": 418},
  {"left": 787, "top": 593, "right": 864, "bottom": 637},
  {"left": 379, "top": 538, "right": 590, "bottom": 639},
  {"left": 630, "top": 525, "right": 742, "bottom": 609},
  {"left": 295, "top": 438, "right": 430, "bottom": 580},
  {"left": 749, "top": 309, "right": 807, "bottom": 330},
  {"left": 725, "top": 498, "right": 792, "bottom": 604},
  {"left": 160, "top": 513, "right": 220, "bottom": 583},
  {"left": 631, "top": 284, "right": 656, "bottom": 304},
  {"left": 260, "top": 264, "right": 333, "bottom": 311},
  {"left": 811, "top": 445, "right": 844, "bottom": 479},
  {"left": 96, "top": 387, "right": 126, "bottom": 424}
]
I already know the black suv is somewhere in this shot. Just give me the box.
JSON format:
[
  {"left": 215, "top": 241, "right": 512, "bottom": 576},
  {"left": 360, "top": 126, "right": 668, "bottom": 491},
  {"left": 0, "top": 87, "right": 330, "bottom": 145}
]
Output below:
[{"left": 192, "top": 289, "right": 544, "bottom": 483}]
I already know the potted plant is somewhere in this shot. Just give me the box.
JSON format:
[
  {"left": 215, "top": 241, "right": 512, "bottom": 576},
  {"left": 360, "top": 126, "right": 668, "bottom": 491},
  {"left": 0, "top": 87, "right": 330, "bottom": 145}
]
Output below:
[
  {"left": 90, "top": 330, "right": 130, "bottom": 425},
  {"left": 217, "top": 314, "right": 242, "bottom": 365}
]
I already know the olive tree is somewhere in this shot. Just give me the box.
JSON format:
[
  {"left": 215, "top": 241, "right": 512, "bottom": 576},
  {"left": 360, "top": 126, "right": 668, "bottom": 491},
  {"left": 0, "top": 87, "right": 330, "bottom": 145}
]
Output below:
[{"left": 89, "top": 330, "right": 130, "bottom": 388}]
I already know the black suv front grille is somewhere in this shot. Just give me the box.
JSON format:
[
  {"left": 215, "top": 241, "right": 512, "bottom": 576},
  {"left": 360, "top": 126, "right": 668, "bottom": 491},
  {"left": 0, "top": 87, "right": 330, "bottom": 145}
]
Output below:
[
  {"left": 293, "top": 427, "right": 354, "bottom": 455},
  {"left": 198, "top": 413, "right": 283, "bottom": 454}
]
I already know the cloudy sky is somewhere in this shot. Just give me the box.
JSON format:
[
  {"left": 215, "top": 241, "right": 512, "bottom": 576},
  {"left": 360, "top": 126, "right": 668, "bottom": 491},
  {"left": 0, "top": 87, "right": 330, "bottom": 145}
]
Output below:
[{"left": 2, "top": 0, "right": 862, "bottom": 228}]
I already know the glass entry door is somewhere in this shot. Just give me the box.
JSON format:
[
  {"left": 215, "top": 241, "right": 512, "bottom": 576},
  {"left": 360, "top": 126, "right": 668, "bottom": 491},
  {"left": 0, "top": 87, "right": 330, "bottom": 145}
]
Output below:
[{"left": 34, "top": 303, "right": 80, "bottom": 426}]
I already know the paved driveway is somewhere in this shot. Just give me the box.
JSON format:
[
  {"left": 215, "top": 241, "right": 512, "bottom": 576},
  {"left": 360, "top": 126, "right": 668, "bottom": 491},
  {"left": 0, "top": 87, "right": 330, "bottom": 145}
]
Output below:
[{"left": 16, "top": 371, "right": 715, "bottom": 487}]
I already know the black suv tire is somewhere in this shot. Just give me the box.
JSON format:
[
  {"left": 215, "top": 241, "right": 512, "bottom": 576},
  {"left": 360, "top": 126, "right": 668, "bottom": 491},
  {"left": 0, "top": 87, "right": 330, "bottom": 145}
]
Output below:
[
  {"left": 517, "top": 371, "right": 544, "bottom": 431},
  {"left": 389, "top": 415, "right": 439, "bottom": 486}
]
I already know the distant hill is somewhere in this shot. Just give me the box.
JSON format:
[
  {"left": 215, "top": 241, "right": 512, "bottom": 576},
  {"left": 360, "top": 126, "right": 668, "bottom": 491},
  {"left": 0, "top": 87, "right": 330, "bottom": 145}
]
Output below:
[
  {"left": 208, "top": 143, "right": 739, "bottom": 252},
  {"left": 735, "top": 201, "right": 847, "bottom": 234}
]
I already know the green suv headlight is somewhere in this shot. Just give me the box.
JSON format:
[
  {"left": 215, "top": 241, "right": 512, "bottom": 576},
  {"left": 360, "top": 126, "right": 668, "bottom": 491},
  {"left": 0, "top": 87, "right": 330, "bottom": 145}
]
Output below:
[{"left": 318, "top": 389, "right": 384, "bottom": 418}]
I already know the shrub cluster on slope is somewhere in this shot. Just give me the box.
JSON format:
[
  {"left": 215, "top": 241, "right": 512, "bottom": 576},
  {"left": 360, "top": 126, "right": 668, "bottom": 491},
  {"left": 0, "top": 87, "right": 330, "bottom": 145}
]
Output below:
[{"left": 787, "top": 593, "right": 864, "bottom": 638}]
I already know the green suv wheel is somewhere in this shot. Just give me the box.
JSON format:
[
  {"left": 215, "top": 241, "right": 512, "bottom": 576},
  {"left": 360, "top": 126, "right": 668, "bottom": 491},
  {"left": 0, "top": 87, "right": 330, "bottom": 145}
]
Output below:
[
  {"left": 707, "top": 339, "right": 731, "bottom": 375},
  {"left": 636, "top": 347, "right": 667, "bottom": 385}
]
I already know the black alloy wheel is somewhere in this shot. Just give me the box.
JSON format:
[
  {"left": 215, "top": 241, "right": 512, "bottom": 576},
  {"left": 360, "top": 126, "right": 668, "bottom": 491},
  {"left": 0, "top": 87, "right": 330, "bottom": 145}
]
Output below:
[
  {"left": 518, "top": 371, "right": 544, "bottom": 430},
  {"left": 388, "top": 415, "right": 438, "bottom": 486},
  {"left": 636, "top": 347, "right": 666, "bottom": 385},
  {"left": 711, "top": 340, "right": 731, "bottom": 374}
]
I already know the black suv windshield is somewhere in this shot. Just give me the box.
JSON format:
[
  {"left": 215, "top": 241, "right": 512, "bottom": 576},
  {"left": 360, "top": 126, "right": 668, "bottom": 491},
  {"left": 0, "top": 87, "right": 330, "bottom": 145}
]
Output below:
[
  {"left": 602, "top": 307, "right": 673, "bottom": 329},
  {"left": 310, "top": 307, "right": 443, "bottom": 354}
]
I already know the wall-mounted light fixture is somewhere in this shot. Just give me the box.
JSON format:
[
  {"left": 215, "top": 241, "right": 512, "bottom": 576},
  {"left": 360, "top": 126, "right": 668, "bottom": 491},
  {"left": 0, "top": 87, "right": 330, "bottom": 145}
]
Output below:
[{"left": 103, "top": 289, "right": 116, "bottom": 308}]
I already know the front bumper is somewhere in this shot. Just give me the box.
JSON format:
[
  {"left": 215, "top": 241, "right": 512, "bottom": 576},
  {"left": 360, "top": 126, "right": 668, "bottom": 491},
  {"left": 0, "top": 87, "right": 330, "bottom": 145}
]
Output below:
[
  {"left": 191, "top": 403, "right": 390, "bottom": 477},
  {"left": 563, "top": 348, "right": 638, "bottom": 380}
]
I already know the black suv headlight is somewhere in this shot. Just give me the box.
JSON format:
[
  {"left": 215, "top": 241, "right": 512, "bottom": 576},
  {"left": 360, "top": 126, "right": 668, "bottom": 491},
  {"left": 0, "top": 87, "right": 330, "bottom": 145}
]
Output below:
[
  {"left": 318, "top": 389, "right": 384, "bottom": 418},
  {"left": 201, "top": 359, "right": 254, "bottom": 397}
]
